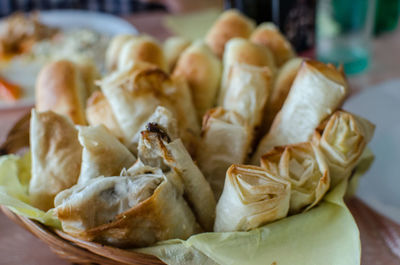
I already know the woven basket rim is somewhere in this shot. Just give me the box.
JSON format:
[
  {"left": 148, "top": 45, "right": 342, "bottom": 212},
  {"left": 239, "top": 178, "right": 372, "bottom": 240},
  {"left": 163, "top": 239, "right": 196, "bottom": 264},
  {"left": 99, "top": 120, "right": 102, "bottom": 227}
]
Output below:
[{"left": 0, "top": 205, "right": 165, "bottom": 265}]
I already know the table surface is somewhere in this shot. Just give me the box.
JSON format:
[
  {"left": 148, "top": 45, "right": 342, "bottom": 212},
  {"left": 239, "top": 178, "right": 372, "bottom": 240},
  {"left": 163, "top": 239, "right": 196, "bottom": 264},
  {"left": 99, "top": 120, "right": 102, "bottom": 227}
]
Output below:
[{"left": 0, "top": 11, "right": 400, "bottom": 265}]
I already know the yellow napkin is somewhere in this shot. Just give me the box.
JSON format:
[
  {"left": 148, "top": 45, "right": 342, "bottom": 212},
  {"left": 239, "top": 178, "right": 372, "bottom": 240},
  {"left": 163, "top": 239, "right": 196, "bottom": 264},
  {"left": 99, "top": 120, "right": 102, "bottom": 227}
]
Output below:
[
  {"left": 164, "top": 8, "right": 221, "bottom": 40},
  {"left": 0, "top": 153, "right": 60, "bottom": 228}
]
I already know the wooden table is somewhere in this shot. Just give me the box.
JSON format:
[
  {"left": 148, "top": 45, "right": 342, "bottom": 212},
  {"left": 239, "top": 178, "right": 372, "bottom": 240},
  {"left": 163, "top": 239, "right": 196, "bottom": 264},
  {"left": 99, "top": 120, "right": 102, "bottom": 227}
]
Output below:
[{"left": 1, "top": 11, "right": 400, "bottom": 265}]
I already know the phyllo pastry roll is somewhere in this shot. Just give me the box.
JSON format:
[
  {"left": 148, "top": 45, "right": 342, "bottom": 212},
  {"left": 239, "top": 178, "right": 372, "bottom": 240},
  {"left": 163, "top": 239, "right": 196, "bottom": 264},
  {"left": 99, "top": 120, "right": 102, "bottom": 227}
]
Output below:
[
  {"left": 219, "top": 38, "right": 276, "bottom": 105},
  {"left": 35, "top": 59, "right": 94, "bottom": 125},
  {"left": 172, "top": 40, "right": 222, "bottom": 121},
  {"left": 77, "top": 125, "right": 136, "bottom": 185},
  {"left": 222, "top": 62, "right": 272, "bottom": 129},
  {"left": 100, "top": 62, "right": 163, "bottom": 143},
  {"left": 105, "top": 34, "right": 136, "bottom": 71},
  {"left": 250, "top": 22, "right": 296, "bottom": 67},
  {"left": 163, "top": 36, "right": 191, "bottom": 72},
  {"left": 205, "top": 9, "right": 256, "bottom": 58},
  {"left": 252, "top": 60, "right": 348, "bottom": 164},
  {"left": 138, "top": 126, "right": 216, "bottom": 231},
  {"left": 54, "top": 165, "right": 200, "bottom": 248},
  {"left": 196, "top": 107, "right": 252, "bottom": 198},
  {"left": 130, "top": 106, "right": 180, "bottom": 152},
  {"left": 260, "top": 142, "right": 330, "bottom": 214},
  {"left": 262, "top": 57, "right": 303, "bottom": 133},
  {"left": 29, "top": 110, "right": 82, "bottom": 211},
  {"left": 100, "top": 62, "right": 199, "bottom": 153},
  {"left": 117, "top": 35, "right": 167, "bottom": 71},
  {"left": 86, "top": 91, "right": 124, "bottom": 139},
  {"left": 312, "top": 110, "right": 375, "bottom": 187},
  {"left": 214, "top": 165, "right": 291, "bottom": 232}
]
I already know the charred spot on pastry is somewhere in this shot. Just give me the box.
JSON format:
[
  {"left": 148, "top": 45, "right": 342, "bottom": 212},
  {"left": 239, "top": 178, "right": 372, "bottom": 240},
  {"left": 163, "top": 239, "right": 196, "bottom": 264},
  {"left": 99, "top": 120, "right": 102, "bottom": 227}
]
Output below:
[{"left": 146, "top": 122, "right": 171, "bottom": 143}]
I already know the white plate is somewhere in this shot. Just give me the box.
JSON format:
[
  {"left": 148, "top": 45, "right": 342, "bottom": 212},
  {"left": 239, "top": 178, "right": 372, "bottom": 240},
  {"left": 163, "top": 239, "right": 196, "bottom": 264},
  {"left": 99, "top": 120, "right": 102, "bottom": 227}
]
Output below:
[
  {"left": 344, "top": 79, "right": 400, "bottom": 224},
  {"left": 38, "top": 10, "right": 137, "bottom": 36},
  {"left": 0, "top": 10, "right": 138, "bottom": 110}
]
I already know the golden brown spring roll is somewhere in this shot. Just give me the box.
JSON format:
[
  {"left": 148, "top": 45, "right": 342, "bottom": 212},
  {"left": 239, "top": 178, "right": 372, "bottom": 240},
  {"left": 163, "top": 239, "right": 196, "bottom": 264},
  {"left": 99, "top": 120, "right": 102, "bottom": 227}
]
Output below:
[
  {"left": 261, "top": 142, "right": 330, "bottom": 214},
  {"left": 100, "top": 62, "right": 199, "bottom": 153},
  {"left": 222, "top": 62, "right": 272, "bottom": 129},
  {"left": 29, "top": 110, "right": 82, "bottom": 211},
  {"left": 205, "top": 9, "right": 256, "bottom": 58},
  {"left": 163, "top": 36, "right": 191, "bottom": 72},
  {"left": 218, "top": 38, "right": 276, "bottom": 105},
  {"left": 252, "top": 60, "right": 348, "bottom": 164},
  {"left": 105, "top": 34, "right": 136, "bottom": 71},
  {"left": 35, "top": 60, "right": 92, "bottom": 125},
  {"left": 214, "top": 164, "right": 291, "bottom": 232},
  {"left": 196, "top": 107, "right": 252, "bottom": 198},
  {"left": 138, "top": 127, "right": 216, "bottom": 231},
  {"left": 117, "top": 35, "right": 167, "bottom": 71},
  {"left": 77, "top": 125, "right": 136, "bottom": 185},
  {"left": 312, "top": 110, "right": 375, "bottom": 187},
  {"left": 261, "top": 57, "right": 303, "bottom": 134},
  {"left": 250, "top": 22, "right": 296, "bottom": 67},
  {"left": 77, "top": 58, "right": 100, "bottom": 96},
  {"left": 54, "top": 164, "right": 200, "bottom": 248},
  {"left": 172, "top": 40, "right": 221, "bottom": 121},
  {"left": 86, "top": 91, "right": 124, "bottom": 139}
]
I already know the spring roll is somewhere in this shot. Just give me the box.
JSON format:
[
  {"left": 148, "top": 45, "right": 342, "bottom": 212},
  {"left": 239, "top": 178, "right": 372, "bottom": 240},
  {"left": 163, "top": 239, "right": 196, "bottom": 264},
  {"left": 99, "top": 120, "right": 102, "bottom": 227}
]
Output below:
[
  {"left": 214, "top": 164, "right": 291, "bottom": 232},
  {"left": 77, "top": 125, "right": 136, "bottom": 185},
  {"left": 100, "top": 62, "right": 199, "bottom": 153},
  {"left": 54, "top": 165, "right": 200, "bottom": 248},
  {"left": 196, "top": 107, "right": 252, "bottom": 198},
  {"left": 222, "top": 62, "right": 272, "bottom": 129},
  {"left": 138, "top": 126, "right": 216, "bottom": 231},
  {"left": 164, "top": 75, "right": 201, "bottom": 155},
  {"left": 163, "top": 36, "right": 191, "bottom": 72},
  {"left": 312, "top": 110, "right": 375, "bottom": 187},
  {"left": 86, "top": 91, "right": 124, "bottom": 139},
  {"left": 261, "top": 57, "right": 303, "bottom": 134},
  {"left": 117, "top": 35, "right": 167, "bottom": 71},
  {"left": 261, "top": 142, "right": 330, "bottom": 214},
  {"left": 250, "top": 22, "right": 296, "bottom": 67},
  {"left": 218, "top": 38, "right": 276, "bottom": 105},
  {"left": 105, "top": 34, "right": 136, "bottom": 71},
  {"left": 205, "top": 9, "right": 256, "bottom": 58},
  {"left": 29, "top": 110, "right": 82, "bottom": 211},
  {"left": 252, "top": 60, "right": 348, "bottom": 164},
  {"left": 35, "top": 60, "right": 90, "bottom": 125},
  {"left": 172, "top": 40, "right": 221, "bottom": 121}
]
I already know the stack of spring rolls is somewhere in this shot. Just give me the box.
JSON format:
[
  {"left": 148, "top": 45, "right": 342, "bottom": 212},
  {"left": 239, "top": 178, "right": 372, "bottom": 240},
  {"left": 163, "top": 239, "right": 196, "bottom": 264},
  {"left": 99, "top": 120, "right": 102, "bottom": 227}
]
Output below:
[{"left": 27, "top": 9, "right": 375, "bottom": 247}]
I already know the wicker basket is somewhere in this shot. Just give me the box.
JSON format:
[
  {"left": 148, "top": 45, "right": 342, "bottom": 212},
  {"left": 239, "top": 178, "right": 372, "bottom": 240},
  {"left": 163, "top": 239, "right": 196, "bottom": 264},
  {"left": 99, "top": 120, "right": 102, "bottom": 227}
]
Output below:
[{"left": 0, "top": 112, "right": 165, "bottom": 265}]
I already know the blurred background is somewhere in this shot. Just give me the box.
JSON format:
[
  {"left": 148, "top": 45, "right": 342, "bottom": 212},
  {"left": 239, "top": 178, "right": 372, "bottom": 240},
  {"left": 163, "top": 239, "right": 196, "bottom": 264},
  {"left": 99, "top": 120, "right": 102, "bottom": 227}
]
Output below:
[{"left": 0, "top": 0, "right": 398, "bottom": 75}]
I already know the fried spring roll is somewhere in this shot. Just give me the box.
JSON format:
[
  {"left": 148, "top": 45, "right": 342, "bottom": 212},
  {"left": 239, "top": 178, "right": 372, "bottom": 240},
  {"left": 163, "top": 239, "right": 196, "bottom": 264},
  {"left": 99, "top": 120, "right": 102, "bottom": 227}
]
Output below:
[
  {"left": 214, "top": 164, "right": 291, "bottom": 232},
  {"left": 138, "top": 126, "right": 216, "bottom": 231},
  {"left": 205, "top": 9, "right": 255, "bottom": 58},
  {"left": 312, "top": 110, "right": 375, "bottom": 187},
  {"left": 29, "top": 110, "right": 82, "bottom": 211},
  {"left": 250, "top": 22, "right": 296, "bottom": 67},
  {"left": 77, "top": 125, "right": 136, "bottom": 185},
  {"left": 196, "top": 107, "right": 252, "bottom": 198},
  {"left": 173, "top": 40, "right": 221, "bottom": 121},
  {"left": 218, "top": 38, "right": 276, "bottom": 105},
  {"left": 54, "top": 164, "right": 200, "bottom": 248},
  {"left": 252, "top": 60, "right": 348, "bottom": 164},
  {"left": 261, "top": 142, "right": 330, "bottom": 213}
]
